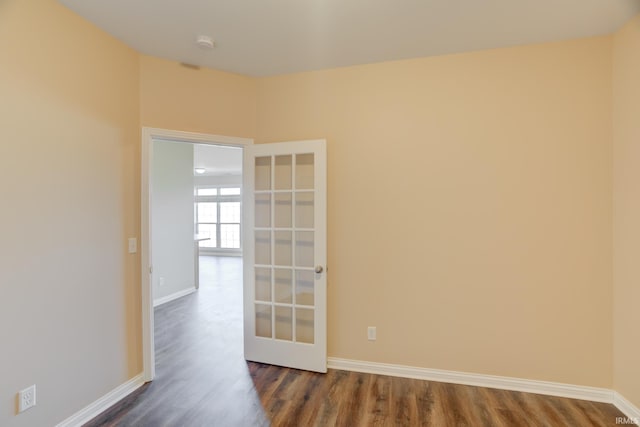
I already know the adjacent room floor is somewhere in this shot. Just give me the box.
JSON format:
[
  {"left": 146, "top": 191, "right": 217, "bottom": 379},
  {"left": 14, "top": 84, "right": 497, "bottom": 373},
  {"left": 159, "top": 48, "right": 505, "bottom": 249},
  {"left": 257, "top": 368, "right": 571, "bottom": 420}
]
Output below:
[{"left": 85, "top": 256, "right": 626, "bottom": 426}]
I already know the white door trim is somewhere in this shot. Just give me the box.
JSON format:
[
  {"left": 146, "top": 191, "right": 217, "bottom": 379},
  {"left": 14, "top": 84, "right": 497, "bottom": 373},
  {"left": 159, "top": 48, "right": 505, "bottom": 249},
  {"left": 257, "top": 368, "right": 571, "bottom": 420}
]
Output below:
[{"left": 141, "top": 127, "right": 253, "bottom": 382}]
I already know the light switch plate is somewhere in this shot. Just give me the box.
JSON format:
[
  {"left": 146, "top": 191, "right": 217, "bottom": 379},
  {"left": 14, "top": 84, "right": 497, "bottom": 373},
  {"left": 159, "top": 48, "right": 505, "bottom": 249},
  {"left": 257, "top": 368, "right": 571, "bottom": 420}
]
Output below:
[{"left": 128, "top": 237, "right": 137, "bottom": 254}]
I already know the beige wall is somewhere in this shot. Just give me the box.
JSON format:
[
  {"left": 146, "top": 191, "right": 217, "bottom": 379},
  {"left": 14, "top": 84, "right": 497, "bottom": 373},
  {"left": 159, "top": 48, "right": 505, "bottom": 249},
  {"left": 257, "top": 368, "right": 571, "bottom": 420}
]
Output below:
[
  {"left": 139, "top": 55, "right": 257, "bottom": 138},
  {"left": 257, "top": 36, "right": 614, "bottom": 387},
  {"left": 613, "top": 14, "right": 640, "bottom": 409},
  {"left": 2, "top": 1, "right": 636, "bottom": 423},
  {"left": 0, "top": 1, "right": 140, "bottom": 425}
]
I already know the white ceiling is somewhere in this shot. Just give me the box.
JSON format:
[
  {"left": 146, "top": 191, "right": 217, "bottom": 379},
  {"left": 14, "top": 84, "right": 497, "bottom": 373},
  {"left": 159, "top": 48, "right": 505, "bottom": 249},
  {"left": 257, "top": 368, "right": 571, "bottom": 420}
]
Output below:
[
  {"left": 58, "top": 0, "right": 640, "bottom": 77},
  {"left": 193, "top": 144, "right": 242, "bottom": 176}
]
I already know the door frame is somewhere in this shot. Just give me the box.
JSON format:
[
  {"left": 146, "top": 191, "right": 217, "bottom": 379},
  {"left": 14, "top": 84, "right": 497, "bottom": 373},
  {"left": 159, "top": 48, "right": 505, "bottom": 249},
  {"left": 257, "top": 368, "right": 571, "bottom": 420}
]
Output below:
[{"left": 141, "top": 127, "right": 253, "bottom": 382}]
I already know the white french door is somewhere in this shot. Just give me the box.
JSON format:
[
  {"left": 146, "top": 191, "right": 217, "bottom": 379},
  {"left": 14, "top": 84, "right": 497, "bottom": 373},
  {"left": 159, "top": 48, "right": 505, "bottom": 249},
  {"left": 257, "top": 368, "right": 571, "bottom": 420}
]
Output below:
[{"left": 242, "top": 139, "right": 327, "bottom": 373}]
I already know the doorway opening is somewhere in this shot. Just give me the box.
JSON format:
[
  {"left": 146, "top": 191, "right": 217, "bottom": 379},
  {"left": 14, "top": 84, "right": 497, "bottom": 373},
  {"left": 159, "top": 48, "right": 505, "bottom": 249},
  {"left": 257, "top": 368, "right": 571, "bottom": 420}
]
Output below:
[{"left": 141, "top": 128, "right": 253, "bottom": 381}]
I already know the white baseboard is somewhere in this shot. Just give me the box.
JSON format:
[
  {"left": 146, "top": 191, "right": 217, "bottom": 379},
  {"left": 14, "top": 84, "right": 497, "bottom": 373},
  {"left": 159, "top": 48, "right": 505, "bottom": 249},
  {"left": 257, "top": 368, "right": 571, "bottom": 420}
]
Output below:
[
  {"left": 153, "top": 287, "right": 196, "bottom": 307},
  {"left": 56, "top": 374, "right": 145, "bottom": 427},
  {"left": 327, "top": 357, "right": 613, "bottom": 403},
  {"left": 614, "top": 392, "right": 640, "bottom": 425}
]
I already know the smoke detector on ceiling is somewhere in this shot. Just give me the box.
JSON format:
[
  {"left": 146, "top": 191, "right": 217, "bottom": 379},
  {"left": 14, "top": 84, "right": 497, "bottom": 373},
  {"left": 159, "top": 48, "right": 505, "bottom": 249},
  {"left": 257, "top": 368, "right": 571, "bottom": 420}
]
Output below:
[{"left": 195, "top": 35, "right": 215, "bottom": 50}]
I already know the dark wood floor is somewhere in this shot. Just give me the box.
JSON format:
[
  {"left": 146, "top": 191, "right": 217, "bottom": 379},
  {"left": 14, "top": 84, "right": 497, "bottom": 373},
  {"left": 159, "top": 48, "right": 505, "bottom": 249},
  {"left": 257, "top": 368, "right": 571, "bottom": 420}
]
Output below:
[{"left": 85, "top": 256, "right": 626, "bottom": 427}]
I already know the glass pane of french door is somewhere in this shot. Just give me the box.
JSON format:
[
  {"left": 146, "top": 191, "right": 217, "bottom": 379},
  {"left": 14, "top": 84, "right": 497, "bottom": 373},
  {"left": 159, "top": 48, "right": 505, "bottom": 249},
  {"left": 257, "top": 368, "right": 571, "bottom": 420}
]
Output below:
[{"left": 253, "top": 153, "right": 316, "bottom": 344}]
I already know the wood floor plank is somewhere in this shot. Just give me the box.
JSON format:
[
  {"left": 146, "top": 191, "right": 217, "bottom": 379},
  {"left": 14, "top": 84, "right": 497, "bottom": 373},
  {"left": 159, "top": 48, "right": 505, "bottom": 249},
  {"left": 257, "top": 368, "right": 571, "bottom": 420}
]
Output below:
[
  {"left": 362, "top": 371, "right": 391, "bottom": 427},
  {"left": 573, "top": 399, "right": 613, "bottom": 427},
  {"left": 411, "top": 378, "right": 435, "bottom": 427},
  {"left": 84, "top": 256, "right": 628, "bottom": 427},
  {"left": 461, "top": 385, "right": 494, "bottom": 427}
]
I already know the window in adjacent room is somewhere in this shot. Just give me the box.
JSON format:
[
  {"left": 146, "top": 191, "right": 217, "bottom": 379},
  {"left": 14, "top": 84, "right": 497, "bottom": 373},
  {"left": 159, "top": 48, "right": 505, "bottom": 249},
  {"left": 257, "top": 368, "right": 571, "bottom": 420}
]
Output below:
[{"left": 195, "top": 186, "right": 241, "bottom": 250}]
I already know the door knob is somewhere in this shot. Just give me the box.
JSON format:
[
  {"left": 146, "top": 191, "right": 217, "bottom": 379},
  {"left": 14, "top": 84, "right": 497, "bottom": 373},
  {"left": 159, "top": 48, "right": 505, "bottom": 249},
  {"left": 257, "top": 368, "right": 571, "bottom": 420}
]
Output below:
[{"left": 315, "top": 265, "right": 324, "bottom": 274}]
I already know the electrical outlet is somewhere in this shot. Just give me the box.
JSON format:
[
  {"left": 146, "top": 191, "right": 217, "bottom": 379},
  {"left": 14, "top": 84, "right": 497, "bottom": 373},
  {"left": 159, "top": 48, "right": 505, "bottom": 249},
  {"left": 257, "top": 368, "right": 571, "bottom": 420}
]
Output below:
[
  {"left": 159, "top": 277, "right": 165, "bottom": 287},
  {"left": 367, "top": 326, "right": 376, "bottom": 341},
  {"left": 18, "top": 385, "right": 36, "bottom": 413}
]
